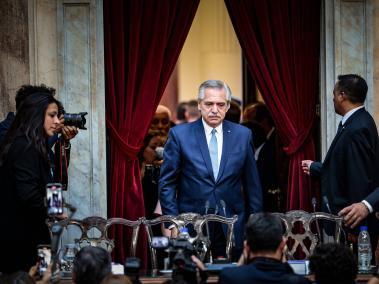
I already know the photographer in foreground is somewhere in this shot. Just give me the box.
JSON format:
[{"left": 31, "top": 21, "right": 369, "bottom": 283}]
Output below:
[
  {"left": 190, "top": 213, "right": 310, "bottom": 284},
  {"left": 0, "top": 92, "right": 65, "bottom": 273}
]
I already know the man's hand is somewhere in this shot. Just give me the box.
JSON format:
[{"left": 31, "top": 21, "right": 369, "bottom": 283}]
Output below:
[
  {"left": 301, "top": 160, "right": 313, "bottom": 175},
  {"left": 338, "top": 202, "right": 369, "bottom": 229},
  {"left": 170, "top": 227, "right": 178, "bottom": 238},
  {"left": 62, "top": 126, "right": 78, "bottom": 141}
]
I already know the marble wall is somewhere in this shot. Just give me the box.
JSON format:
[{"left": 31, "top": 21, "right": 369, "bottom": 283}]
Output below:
[
  {"left": 29, "top": 0, "right": 107, "bottom": 225},
  {"left": 320, "top": 0, "right": 375, "bottom": 158},
  {"left": 0, "top": 0, "right": 29, "bottom": 118}
]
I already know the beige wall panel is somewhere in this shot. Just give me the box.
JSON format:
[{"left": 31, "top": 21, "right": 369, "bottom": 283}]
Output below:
[
  {"left": 178, "top": 0, "right": 242, "bottom": 102},
  {"left": 0, "top": 0, "right": 29, "bottom": 118}
]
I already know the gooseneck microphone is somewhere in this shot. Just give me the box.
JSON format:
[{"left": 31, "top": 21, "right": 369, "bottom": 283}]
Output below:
[
  {"left": 312, "top": 197, "right": 322, "bottom": 243},
  {"left": 220, "top": 199, "right": 227, "bottom": 217},
  {"left": 323, "top": 196, "right": 332, "bottom": 214},
  {"left": 204, "top": 200, "right": 213, "bottom": 263}
]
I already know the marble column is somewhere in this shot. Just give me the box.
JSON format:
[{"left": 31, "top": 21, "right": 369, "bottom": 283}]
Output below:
[{"left": 320, "top": 0, "right": 374, "bottom": 158}]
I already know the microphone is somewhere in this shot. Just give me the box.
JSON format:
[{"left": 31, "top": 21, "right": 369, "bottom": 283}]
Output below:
[
  {"left": 214, "top": 205, "right": 219, "bottom": 215},
  {"left": 220, "top": 199, "right": 227, "bottom": 217},
  {"left": 323, "top": 196, "right": 332, "bottom": 214},
  {"left": 155, "top": 146, "right": 164, "bottom": 160},
  {"left": 204, "top": 200, "right": 213, "bottom": 263},
  {"left": 312, "top": 197, "right": 322, "bottom": 243}
]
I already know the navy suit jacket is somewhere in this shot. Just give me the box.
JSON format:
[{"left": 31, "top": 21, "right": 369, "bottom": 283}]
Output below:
[{"left": 159, "top": 119, "right": 263, "bottom": 249}]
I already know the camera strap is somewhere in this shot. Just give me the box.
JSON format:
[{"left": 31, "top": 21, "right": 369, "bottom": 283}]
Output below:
[{"left": 54, "top": 136, "right": 70, "bottom": 190}]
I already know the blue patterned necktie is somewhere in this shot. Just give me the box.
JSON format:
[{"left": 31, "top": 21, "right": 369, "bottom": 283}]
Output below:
[{"left": 210, "top": 128, "right": 218, "bottom": 179}]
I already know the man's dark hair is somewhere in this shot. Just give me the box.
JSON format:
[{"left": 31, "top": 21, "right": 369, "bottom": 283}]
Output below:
[
  {"left": 73, "top": 246, "right": 112, "bottom": 284},
  {"left": 176, "top": 102, "right": 188, "bottom": 121},
  {"left": 186, "top": 100, "right": 200, "bottom": 119},
  {"left": 309, "top": 243, "right": 357, "bottom": 284},
  {"left": 246, "top": 213, "right": 283, "bottom": 253},
  {"left": 336, "top": 74, "right": 367, "bottom": 104},
  {"left": 225, "top": 100, "right": 241, "bottom": 123},
  {"left": 15, "top": 84, "right": 56, "bottom": 110}
]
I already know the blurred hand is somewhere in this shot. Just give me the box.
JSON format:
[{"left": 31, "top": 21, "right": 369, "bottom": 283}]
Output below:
[
  {"left": 37, "top": 264, "right": 52, "bottom": 284},
  {"left": 338, "top": 202, "right": 369, "bottom": 229},
  {"left": 301, "top": 160, "right": 313, "bottom": 175},
  {"left": 62, "top": 126, "right": 78, "bottom": 141}
]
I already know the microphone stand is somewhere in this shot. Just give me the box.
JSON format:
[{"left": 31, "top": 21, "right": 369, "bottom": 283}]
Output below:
[{"left": 204, "top": 201, "right": 213, "bottom": 264}]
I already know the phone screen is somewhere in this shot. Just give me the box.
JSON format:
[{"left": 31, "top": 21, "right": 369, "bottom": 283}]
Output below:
[
  {"left": 46, "top": 183, "right": 63, "bottom": 216},
  {"left": 37, "top": 245, "right": 51, "bottom": 276},
  {"left": 151, "top": 236, "right": 169, "bottom": 249}
]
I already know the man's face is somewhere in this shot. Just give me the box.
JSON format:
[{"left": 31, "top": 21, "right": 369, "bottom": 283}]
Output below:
[
  {"left": 333, "top": 84, "right": 343, "bottom": 115},
  {"left": 150, "top": 112, "right": 170, "bottom": 136},
  {"left": 198, "top": 88, "right": 229, "bottom": 128}
]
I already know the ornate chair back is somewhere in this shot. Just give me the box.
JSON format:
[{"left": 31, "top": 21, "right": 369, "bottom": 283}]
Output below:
[
  {"left": 47, "top": 216, "right": 143, "bottom": 254},
  {"left": 105, "top": 217, "right": 144, "bottom": 257},
  {"left": 193, "top": 214, "right": 238, "bottom": 263},
  {"left": 272, "top": 210, "right": 343, "bottom": 260}
]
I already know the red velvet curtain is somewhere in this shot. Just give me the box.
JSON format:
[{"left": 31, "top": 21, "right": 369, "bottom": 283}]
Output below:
[
  {"left": 225, "top": 0, "right": 320, "bottom": 211},
  {"left": 104, "top": 0, "right": 199, "bottom": 264}
]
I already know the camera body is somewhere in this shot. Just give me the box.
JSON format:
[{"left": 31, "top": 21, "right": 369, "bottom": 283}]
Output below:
[{"left": 151, "top": 235, "right": 198, "bottom": 282}]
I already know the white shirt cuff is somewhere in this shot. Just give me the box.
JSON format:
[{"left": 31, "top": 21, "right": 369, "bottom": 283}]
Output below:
[{"left": 362, "top": 200, "right": 373, "bottom": 213}]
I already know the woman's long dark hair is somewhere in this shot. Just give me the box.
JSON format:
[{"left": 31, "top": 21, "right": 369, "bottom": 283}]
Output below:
[{"left": 0, "top": 92, "right": 62, "bottom": 167}]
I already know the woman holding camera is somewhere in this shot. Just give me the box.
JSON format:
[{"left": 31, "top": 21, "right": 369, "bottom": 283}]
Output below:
[{"left": 0, "top": 91, "right": 62, "bottom": 274}]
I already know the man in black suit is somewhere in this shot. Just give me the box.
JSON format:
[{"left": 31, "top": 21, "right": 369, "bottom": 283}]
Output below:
[
  {"left": 302, "top": 74, "right": 379, "bottom": 248},
  {"left": 217, "top": 213, "right": 310, "bottom": 284}
]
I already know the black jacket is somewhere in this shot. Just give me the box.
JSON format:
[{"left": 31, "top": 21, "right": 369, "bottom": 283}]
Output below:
[
  {"left": 310, "top": 108, "right": 379, "bottom": 231},
  {"left": 0, "top": 135, "right": 52, "bottom": 273},
  {"left": 218, "top": 257, "right": 310, "bottom": 284}
]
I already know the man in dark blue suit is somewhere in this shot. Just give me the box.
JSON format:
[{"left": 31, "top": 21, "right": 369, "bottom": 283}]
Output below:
[{"left": 159, "top": 80, "right": 262, "bottom": 256}]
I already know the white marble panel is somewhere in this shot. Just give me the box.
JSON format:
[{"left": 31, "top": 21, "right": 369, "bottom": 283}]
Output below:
[{"left": 320, "top": 0, "right": 373, "bottom": 158}]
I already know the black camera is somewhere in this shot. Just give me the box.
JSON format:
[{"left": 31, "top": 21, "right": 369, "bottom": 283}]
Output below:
[
  {"left": 124, "top": 257, "right": 141, "bottom": 284},
  {"left": 152, "top": 234, "right": 198, "bottom": 283},
  {"left": 63, "top": 112, "right": 88, "bottom": 130}
]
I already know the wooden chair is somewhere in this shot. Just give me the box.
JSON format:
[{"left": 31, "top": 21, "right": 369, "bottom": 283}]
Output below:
[
  {"left": 47, "top": 216, "right": 143, "bottom": 254},
  {"left": 272, "top": 210, "right": 343, "bottom": 260},
  {"left": 143, "top": 213, "right": 238, "bottom": 269},
  {"left": 105, "top": 217, "right": 144, "bottom": 256}
]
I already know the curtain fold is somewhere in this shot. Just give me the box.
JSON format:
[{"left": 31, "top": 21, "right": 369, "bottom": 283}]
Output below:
[
  {"left": 225, "top": 0, "right": 320, "bottom": 211},
  {"left": 104, "top": 0, "right": 199, "bottom": 264}
]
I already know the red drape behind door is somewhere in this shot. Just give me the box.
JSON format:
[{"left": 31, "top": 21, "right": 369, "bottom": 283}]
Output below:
[
  {"left": 225, "top": 0, "right": 320, "bottom": 211},
  {"left": 104, "top": 0, "right": 199, "bottom": 264}
]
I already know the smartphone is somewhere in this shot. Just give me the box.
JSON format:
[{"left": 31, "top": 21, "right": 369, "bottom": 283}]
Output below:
[
  {"left": 37, "top": 245, "right": 51, "bottom": 277},
  {"left": 46, "top": 183, "right": 63, "bottom": 216},
  {"left": 151, "top": 236, "right": 169, "bottom": 249}
]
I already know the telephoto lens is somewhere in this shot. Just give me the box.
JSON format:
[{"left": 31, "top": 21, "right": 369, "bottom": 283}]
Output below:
[{"left": 63, "top": 112, "right": 88, "bottom": 130}]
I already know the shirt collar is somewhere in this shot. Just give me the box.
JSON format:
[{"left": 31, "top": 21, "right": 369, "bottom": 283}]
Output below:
[
  {"left": 202, "top": 118, "right": 223, "bottom": 134},
  {"left": 342, "top": 105, "right": 364, "bottom": 125}
]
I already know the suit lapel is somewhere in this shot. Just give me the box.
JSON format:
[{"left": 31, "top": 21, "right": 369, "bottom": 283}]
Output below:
[
  {"left": 195, "top": 120, "right": 215, "bottom": 182},
  {"left": 216, "top": 121, "right": 231, "bottom": 182},
  {"left": 324, "top": 108, "right": 364, "bottom": 163}
]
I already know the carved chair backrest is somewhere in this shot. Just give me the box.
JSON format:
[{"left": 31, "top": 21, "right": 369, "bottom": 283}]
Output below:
[{"left": 273, "top": 210, "right": 342, "bottom": 260}]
